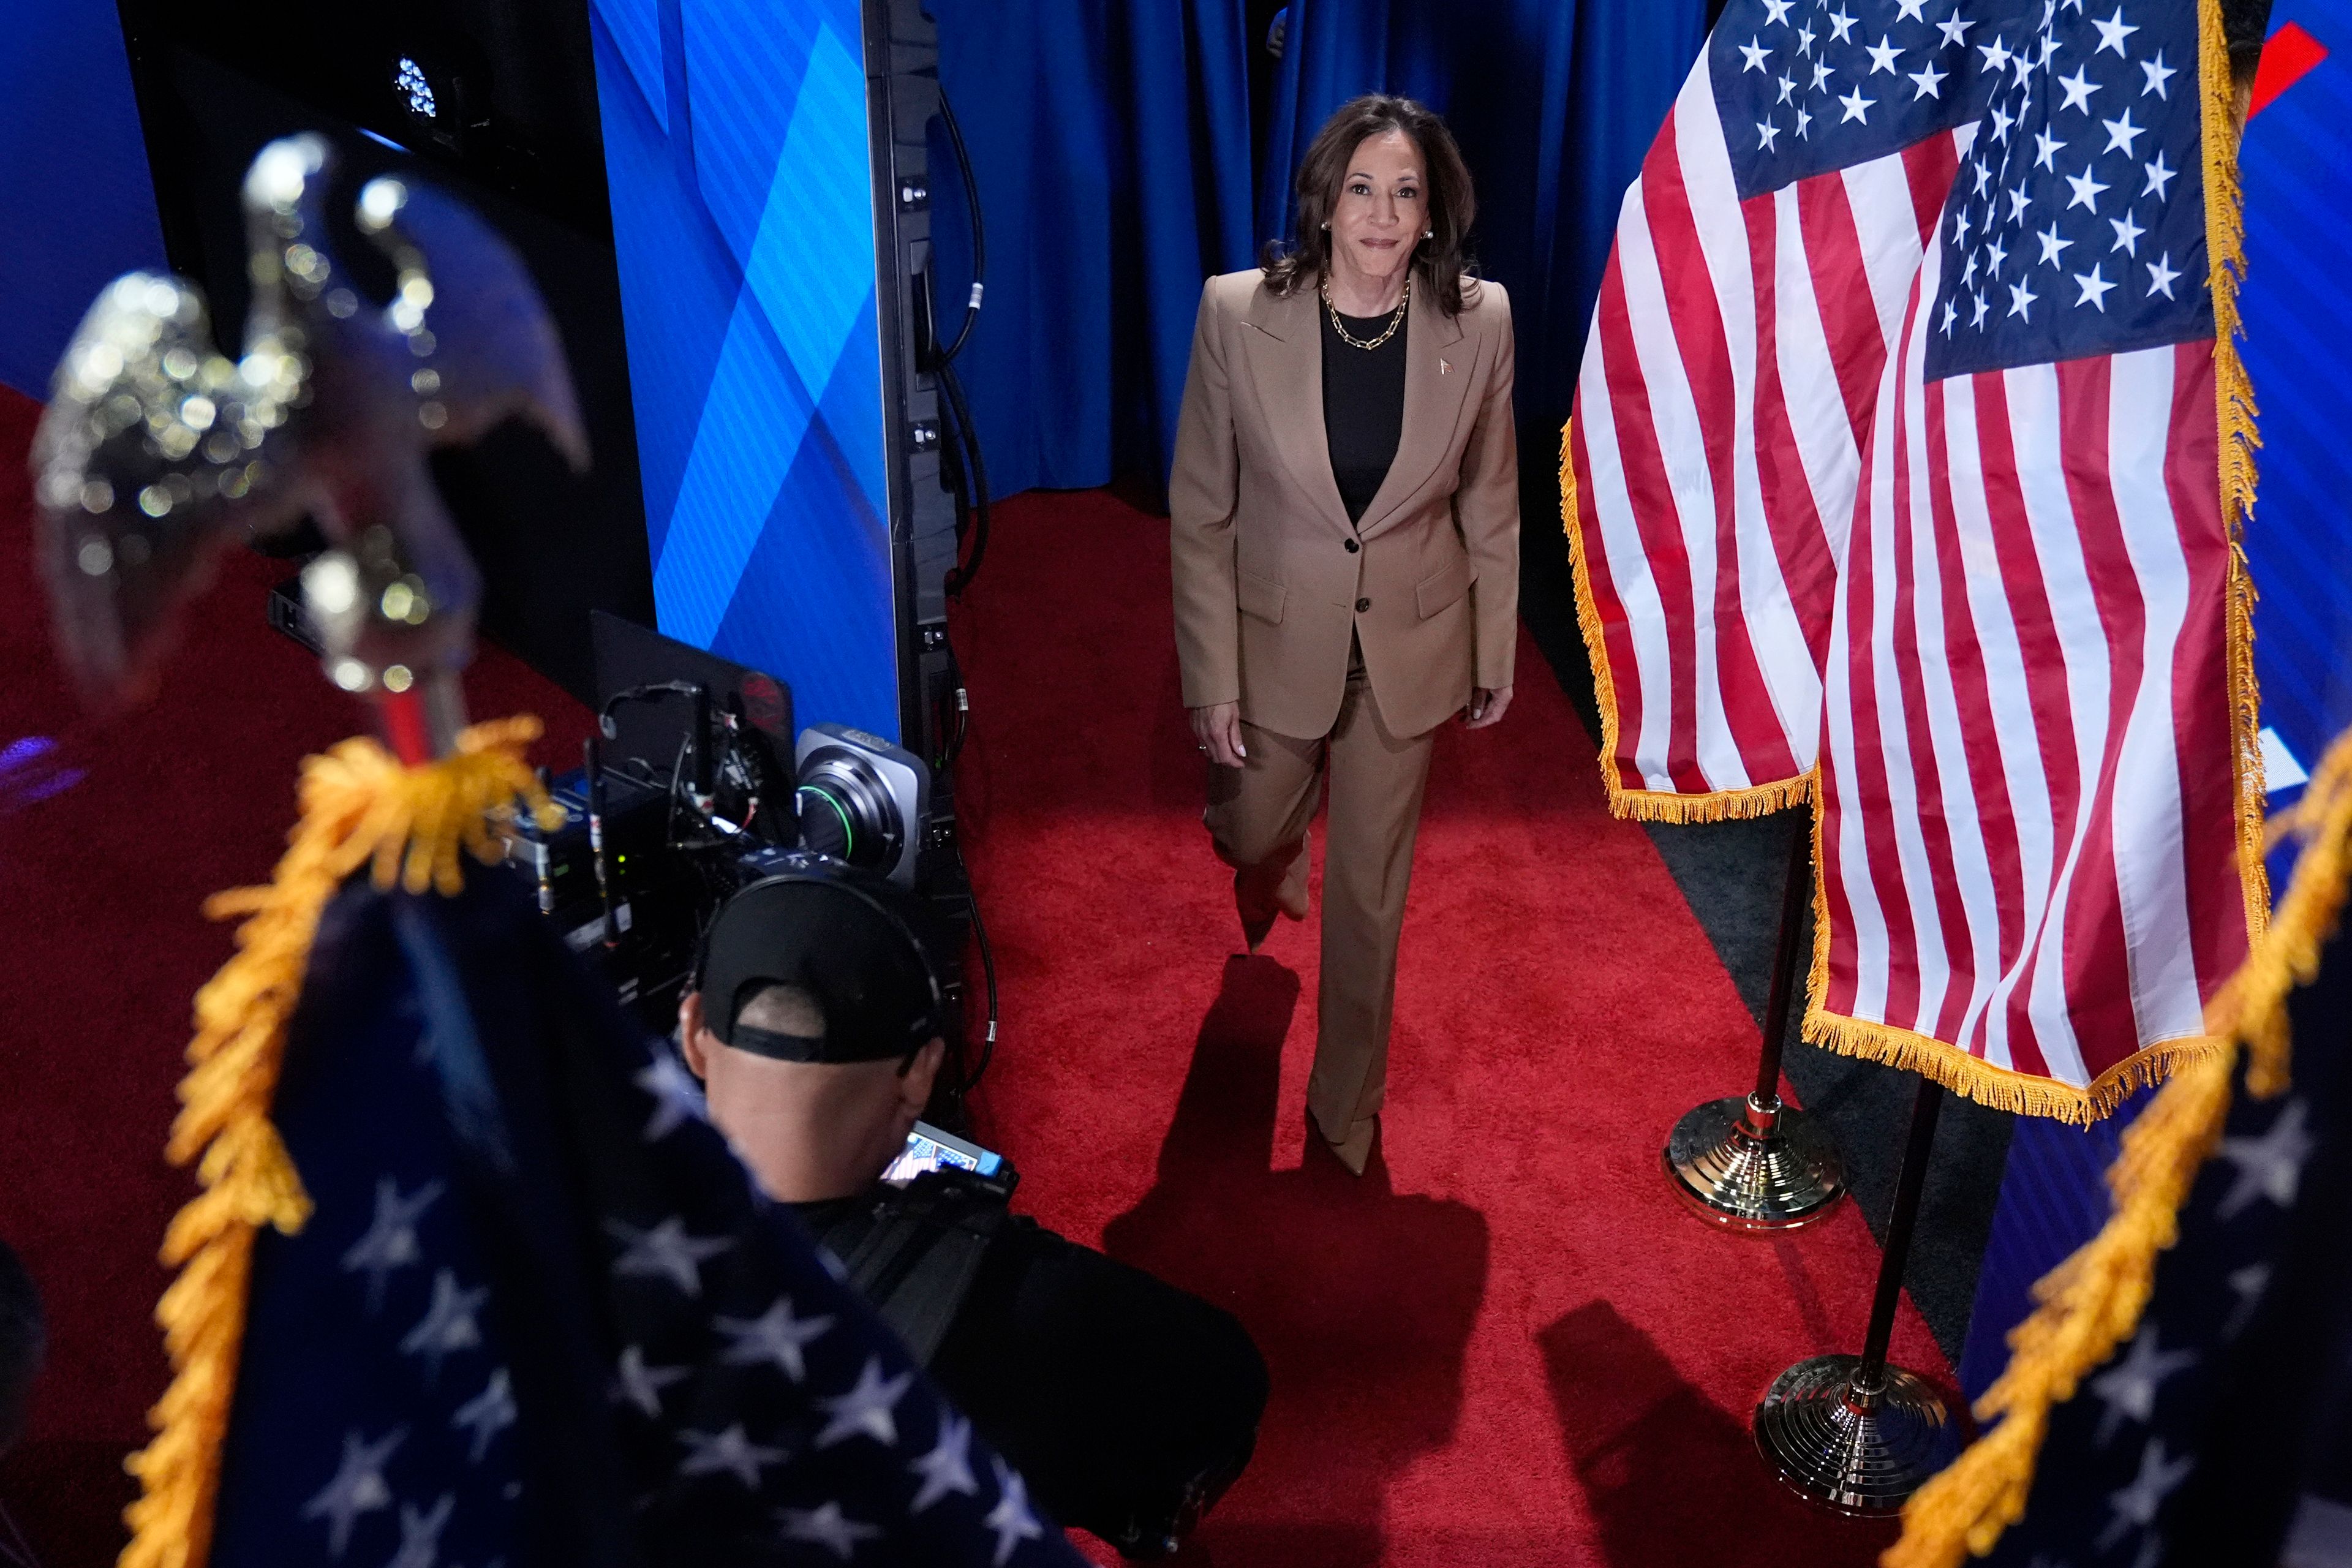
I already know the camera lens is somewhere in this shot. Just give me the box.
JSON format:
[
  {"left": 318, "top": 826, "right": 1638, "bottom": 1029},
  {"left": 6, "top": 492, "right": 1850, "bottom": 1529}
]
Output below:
[{"left": 794, "top": 746, "right": 903, "bottom": 875}]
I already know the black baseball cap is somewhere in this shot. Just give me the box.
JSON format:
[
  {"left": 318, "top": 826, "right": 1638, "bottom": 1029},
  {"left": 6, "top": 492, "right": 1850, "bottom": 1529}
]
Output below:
[{"left": 695, "top": 867, "right": 945, "bottom": 1065}]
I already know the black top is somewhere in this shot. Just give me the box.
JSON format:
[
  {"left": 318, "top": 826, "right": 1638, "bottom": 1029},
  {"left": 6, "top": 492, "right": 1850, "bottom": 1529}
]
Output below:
[{"left": 1321, "top": 300, "right": 1408, "bottom": 524}]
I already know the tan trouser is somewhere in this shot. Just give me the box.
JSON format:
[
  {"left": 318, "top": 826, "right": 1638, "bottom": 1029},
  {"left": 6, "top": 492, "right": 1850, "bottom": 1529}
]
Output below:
[{"left": 1204, "top": 644, "right": 1436, "bottom": 1143}]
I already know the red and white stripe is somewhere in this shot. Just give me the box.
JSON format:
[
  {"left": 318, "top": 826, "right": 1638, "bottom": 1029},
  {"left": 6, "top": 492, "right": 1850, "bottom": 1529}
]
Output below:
[
  {"left": 1812, "top": 226, "right": 2249, "bottom": 1090},
  {"left": 1568, "top": 50, "right": 1963, "bottom": 805}
]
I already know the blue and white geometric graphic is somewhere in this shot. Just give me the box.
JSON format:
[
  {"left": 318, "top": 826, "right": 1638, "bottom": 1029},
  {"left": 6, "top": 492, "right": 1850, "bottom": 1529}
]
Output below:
[
  {"left": 590, "top": 0, "right": 899, "bottom": 741},
  {"left": 2238, "top": 0, "right": 2352, "bottom": 808}
]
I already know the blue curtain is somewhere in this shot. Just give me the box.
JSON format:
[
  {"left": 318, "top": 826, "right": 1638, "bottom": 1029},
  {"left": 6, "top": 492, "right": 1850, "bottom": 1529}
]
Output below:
[
  {"left": 1262, "top": 0, "right": 1709, "bottom": 493},
  {"left": 929, "top": 0, "right": 1258, "bottom": 497},
  {"left": 929, "top": 1, "right": 1707, "bottom": 504}
]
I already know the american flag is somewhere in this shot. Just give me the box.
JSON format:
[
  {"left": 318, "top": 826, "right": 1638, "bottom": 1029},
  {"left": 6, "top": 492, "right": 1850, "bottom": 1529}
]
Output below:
[
  {"left": 198, "top": 872, "right": 1085, "bottom": 1568},
  {"left": 1899, "top": 798, "right": 2352, "bottom": 1568},
  {"left": 1565, "top": 0, "right": 2016, "bottom": 815},
  {"left": 1566, "top": 0, "right": 2263, "bottom": 1116},
  {"left": 1975, "top": 1022, "right": 2343, "bottom": 1568}
]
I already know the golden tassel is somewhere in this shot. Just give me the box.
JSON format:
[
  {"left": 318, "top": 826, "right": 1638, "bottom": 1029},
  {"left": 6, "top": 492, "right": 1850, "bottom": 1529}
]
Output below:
[
  {"left": 119, "top": 717, "right": 558, "bottom": 1568},
  {"left": 1799, "top": 1012, "right": 2230, "bottom": 1128},
  {"left": 2201, "top": 0, "right": 2271, "bottom": 955}
]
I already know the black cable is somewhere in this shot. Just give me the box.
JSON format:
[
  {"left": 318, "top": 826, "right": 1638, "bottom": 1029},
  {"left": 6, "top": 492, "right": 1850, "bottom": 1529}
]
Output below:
[
  {"left": 611, "top": 758, "right": 663, "bottom": 789},
  {"left": 597, "top": 679, "right": 703, "bottom": 741},
  {"left": 933, "top": 88, "right": 986, "bottom": 366},
  {"left": 928, "top": 89, "right": 993, "bottom": 1085},
  {"left": 935, "top": 364, "right": 965, "bottom": 511},
  {"left": 922, "top": 293, "right": 976, "bottom": 771},
  {"left": 961, "top": 880, "right": 999, "bottom": 1093},
  {"left": 665, "top": 728, "right": 697, "bottom": 844},
  {"left": 944, "top": 691, "right": 971, "bottom": 769},
  {"left": 925, "top": 368, "right": 970, "bottom": 776},
  {"left": 940, "top": 360, "right": 991, "bottom": 598},
  {"left": 934, "top": 348, "right": 974, "bottom": 560}
]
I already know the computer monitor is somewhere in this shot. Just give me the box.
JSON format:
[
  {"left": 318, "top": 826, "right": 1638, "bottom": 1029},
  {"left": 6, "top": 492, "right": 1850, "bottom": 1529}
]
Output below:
[{"left": 590, "top": 608, "right": 793, "bottom": 794}]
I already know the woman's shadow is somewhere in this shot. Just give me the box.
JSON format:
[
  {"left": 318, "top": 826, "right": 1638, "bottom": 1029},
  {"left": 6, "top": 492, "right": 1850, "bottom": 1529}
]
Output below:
[{"left": 1101, "top": 954, "right": 1490, "bottom": 1566}]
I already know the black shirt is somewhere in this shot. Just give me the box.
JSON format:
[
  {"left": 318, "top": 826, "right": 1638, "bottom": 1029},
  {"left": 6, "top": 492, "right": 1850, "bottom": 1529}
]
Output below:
[{"left": 1321, "top": 300, "right": 1408, "bottom": 524}]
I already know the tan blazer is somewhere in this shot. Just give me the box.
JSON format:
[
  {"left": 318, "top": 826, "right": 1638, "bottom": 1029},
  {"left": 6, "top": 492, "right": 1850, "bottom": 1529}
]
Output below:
[{"left": 1168, "top": 268, "right": 1519, "bottom": 741}]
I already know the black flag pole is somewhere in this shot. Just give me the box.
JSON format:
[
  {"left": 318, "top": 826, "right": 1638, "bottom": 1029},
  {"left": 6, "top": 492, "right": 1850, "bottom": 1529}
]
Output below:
[
  {"left": 1662, "top": 810, "right": 1847, "bottom": 1229},
  {"left": 1753, "top": 1075, "right": 1960, "bottom": 1514}
]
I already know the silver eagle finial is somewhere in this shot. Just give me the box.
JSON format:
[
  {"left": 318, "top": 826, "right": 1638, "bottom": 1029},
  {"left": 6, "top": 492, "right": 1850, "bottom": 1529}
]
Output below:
[{"left": 32, "top": 134, "right": 589, "bottom": 757}]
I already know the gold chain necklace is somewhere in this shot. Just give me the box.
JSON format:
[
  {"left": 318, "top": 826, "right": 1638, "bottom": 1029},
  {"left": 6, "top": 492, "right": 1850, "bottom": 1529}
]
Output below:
[{"left": 1321, "top": 276, "right": 1410, "bottom": 351}]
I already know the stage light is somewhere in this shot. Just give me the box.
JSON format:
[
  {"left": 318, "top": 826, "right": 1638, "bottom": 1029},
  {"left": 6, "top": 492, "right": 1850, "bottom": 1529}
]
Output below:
[{"left": 394, "top": 58, "right": 437, "bottom": 120}]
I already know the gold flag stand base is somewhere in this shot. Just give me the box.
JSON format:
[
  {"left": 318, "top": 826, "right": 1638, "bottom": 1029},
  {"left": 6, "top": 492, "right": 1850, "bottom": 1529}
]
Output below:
[
  {"left": 1755, "top": 1077, "right": 1959, "bottom": 1515},
  {"left": 1665, "top": 1093, "right": 1845, "bottom": 1231},
  {"left": 1754, "top": 1355, "right": 1955, "bottom": 1516},
  {"left": 1664, "top": 814, "right": 1847, "bottom": 1231}
]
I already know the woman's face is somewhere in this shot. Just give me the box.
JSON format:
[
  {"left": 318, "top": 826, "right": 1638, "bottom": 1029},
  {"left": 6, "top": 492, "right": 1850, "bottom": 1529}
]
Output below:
[{"left": 1328, "top": 129, "right": 1425, "bottom": 288}]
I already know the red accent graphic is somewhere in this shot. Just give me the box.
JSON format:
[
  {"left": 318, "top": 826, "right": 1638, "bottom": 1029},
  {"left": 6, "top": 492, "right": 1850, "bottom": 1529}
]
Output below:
[{"left": 2251, "top": 21, "right": 2329, "bottom": 118}]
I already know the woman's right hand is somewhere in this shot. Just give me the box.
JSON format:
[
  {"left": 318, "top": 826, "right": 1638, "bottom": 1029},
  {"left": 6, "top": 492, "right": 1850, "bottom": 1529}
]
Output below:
[{"left": 1189, "top": 702, "right": 1248, "bottom": 767}]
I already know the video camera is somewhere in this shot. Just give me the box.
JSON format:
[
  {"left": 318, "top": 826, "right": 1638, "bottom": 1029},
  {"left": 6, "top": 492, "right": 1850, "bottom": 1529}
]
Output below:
[{"left": 497, "top": 612, "right": 982, "bottom": 1106}]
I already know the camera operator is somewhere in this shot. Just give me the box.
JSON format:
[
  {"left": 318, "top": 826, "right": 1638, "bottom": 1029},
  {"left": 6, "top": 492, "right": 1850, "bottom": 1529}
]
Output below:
[{"left": 674, "top": 869, "right": 1267, "bottom": 1558}]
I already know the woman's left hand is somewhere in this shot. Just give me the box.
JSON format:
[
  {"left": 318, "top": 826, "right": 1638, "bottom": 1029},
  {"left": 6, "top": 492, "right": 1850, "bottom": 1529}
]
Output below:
[{"left": 1464, "top": 685, "right": 1513, "bottom": 729}]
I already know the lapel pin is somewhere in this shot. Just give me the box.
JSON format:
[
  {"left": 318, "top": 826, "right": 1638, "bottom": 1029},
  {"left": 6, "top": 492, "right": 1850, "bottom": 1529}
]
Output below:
[{"left": 1440, "top": 358, "right": 1452, "bottom": 376}]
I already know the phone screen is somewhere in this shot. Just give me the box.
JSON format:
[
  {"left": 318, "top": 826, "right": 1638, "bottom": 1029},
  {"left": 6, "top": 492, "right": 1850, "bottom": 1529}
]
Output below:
[{"left": 881, "top": 1120, "right": 1003, "bottom": 1185}]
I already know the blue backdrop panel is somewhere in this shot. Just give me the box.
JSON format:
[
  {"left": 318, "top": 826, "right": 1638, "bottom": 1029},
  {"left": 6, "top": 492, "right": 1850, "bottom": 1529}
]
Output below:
[
  {"left": 927, "top": 0, "right": 1259, "bottom": 497},
  {"left": 1956, "top": 3, "right": 2352, "bottom": 1398},
  {"left": 1262, "top": 0, "right": 1711, "bottom": 474},
  {"left": 2240, "top": 4, "right": 2352, "bottom": 793},
  {"left": 590, "top": 0, "right": 899, "bottom": 741},
  {"left": 1953, "top": 1091, "right": 2147, "bottom": 1399},
  {"left": 0, "top": 2, "right": 167, "bottom": 399}
]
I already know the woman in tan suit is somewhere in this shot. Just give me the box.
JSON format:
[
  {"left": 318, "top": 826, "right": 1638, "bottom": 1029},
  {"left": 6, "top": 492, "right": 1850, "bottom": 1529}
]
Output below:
[{"left": 1169, "top": 96, "right": 1518, "bottom": 1174}]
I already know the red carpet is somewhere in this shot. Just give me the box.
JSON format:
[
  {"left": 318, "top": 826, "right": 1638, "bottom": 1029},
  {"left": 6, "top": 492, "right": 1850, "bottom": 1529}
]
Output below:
[
  {"left": 949, "top": 488, "right": 1953, "bottom": 1566},
  {"left": 0, "top": 374, "right": 1949, "bottom": 1566}
]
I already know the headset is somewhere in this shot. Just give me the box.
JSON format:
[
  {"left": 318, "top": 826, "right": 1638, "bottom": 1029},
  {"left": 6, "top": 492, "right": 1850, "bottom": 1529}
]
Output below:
[{"left": 687, "top": 852, "right": 952, "bottom": 1065}]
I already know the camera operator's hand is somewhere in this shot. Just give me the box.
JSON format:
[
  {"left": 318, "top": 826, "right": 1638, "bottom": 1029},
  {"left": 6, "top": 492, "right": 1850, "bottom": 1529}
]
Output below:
[{"left": 1189, "top": 703, "right": 1248, "bottom": 768}]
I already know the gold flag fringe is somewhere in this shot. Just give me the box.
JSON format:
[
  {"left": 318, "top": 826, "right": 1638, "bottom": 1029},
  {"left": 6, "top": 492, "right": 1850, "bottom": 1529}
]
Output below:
[
  {"left": 1803, "top": 1013, "right": 2228, "bottom": 1127},
  {"left": 2202, "top": 0, "right": 2271, "bottom": 956},
  {"left": 1883, "top": 720, "right": 2352, "bottom": 1568},
  {"left": 1795, "top": 780, "right": 2228, "bottom": 1126},
  {"left": 1558, "top": 419, "right": 1813, "bottom": 823},
  {"left": 119, "top": 717, "right": 559, "bottom": 1568}
]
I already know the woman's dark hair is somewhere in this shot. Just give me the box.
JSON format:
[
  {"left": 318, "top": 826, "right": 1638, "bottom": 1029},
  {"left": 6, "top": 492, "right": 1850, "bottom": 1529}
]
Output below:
[
  {"left": 1262, "top": 95, "right": 1480, "bottom": 317},
  {"left": 2222, "top": 0, "right": 2272, "bottom": 84}
]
